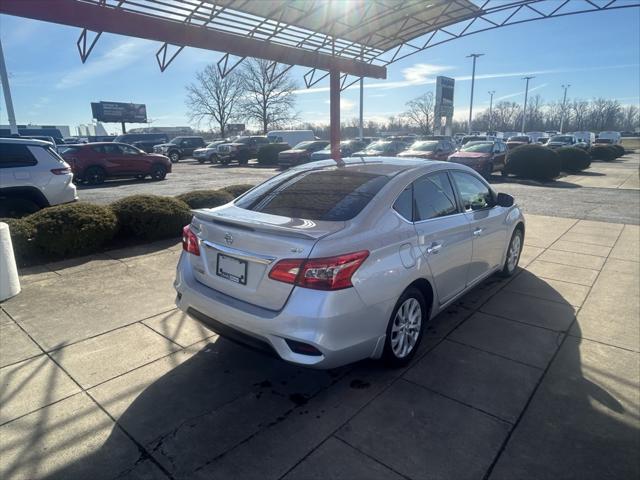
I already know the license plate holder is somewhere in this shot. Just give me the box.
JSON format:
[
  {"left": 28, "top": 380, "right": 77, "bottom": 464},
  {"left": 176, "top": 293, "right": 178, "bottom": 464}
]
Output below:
[{"left": 216, "top": 253, "right": 247, "bottom": 285}]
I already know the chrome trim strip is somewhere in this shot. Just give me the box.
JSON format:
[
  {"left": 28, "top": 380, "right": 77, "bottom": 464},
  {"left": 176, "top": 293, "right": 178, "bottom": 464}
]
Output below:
[{"left": 202, "top": 240, "right": 276, "bottom": 265}]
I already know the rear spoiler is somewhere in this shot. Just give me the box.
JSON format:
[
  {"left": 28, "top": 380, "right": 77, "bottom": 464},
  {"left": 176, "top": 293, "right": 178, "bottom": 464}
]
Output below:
[{"left": 192, "top": 209, "right": 331, "bottom": 240}]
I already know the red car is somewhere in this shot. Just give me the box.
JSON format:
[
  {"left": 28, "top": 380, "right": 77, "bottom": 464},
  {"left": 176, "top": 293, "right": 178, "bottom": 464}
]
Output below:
[
  {"left": 397, "top": 139, "right": 457, "bottom": 161},
  {"left": 447, "top": 140, "right": 508, "bottom": 179},
  {"left": 61, "top": 142, "right": 172, "bottom": 185},
  {"left": 278, "top": 140, "right": 329, "bottom": 168}
]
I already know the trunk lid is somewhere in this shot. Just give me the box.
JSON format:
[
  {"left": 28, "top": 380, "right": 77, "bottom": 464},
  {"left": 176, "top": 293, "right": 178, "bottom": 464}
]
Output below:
[{"left": 189, "top": 205, "right": 345, "bottom": 310}]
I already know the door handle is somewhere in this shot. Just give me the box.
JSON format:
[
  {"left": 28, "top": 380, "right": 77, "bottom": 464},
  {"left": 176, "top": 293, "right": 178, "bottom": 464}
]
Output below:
[
  {"left": 426, "top": 242, "right": 442, "bottom": 254},
  {"left": 473, "top": 228, "right": 484, "bottom": 236}
]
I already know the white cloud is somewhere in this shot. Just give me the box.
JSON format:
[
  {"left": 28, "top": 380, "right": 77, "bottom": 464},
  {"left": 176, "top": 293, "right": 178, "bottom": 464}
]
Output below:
[
  {"left": 495, "top": 83, "right": 549, "bottom": 101},
  {"left": 324, "top": 98, "right": 355, "bottom": 111},
  {"left": 402, "top": 63, "right": 452, "bottom": 83},
  {"left": 56, "top": 39, "right": 153, "bottom": 89}
]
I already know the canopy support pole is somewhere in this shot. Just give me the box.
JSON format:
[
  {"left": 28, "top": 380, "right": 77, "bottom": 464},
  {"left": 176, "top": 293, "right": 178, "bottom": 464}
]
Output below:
[{"left": 330, "top": 69, "right": 341, "bottom": 163}]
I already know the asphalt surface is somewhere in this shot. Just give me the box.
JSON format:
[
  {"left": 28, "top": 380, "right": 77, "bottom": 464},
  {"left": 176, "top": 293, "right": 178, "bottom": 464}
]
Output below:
[{"left": 77, "top": 154, "right": 640, "bottom": 225}]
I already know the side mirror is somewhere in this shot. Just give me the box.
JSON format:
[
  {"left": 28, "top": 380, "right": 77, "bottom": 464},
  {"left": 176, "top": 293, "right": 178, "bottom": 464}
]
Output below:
[{"left": 497, "top": 192, "right": 514, "bottom": 207}]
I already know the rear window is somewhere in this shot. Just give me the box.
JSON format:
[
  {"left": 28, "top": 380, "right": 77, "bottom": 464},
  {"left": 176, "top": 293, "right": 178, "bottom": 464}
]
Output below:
[
  {"left": 0, "top": 143, "right": 38, "bottom": 168},
  {"left": 236, "top": 168, "right": 390, "bottom": 221}
]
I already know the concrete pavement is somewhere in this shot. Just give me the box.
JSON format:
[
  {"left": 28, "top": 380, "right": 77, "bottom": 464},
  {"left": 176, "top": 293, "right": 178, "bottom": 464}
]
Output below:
[{"left": 0, "top": 215, "right": 638, "bottom": 479}]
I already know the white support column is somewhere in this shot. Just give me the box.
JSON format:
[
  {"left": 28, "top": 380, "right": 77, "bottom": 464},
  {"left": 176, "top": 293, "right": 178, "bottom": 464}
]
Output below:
[{"left": 0, "top": 37, "right": 18, "bottom": 135}]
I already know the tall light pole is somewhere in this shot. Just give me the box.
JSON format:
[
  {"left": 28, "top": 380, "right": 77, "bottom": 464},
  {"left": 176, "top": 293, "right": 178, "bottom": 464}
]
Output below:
[
  {"left": 559, "top": 84, "right": 570, "bottom": 133},
  {"left": 488, "top": 90, "right": 495, "bottom": 131},
  {"left": 467, "top": 53, "right": 484, "bottom": 133},
  {"left": 521, "top": 76, "right": 534, "bottom": 133}
]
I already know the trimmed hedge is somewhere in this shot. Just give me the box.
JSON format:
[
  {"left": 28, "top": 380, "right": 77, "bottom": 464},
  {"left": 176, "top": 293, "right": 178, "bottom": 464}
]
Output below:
[
  {"left": 28, "top": 203, "right": 117, "bottom": 258},
  {"left": 257, "top": 143, "right": 289, "bottom": 165},
  {"left": 505, "top": 144, "right": 561, "bottom": 181},
  {"left": 556, "top": 147, "right": 591, "bottom": 172},
  {"left": 222, "top": 184, "right": 255, "bottom": 198},
  {"left": 1, "top": 217, "right": 36, "bottom": 266},
  {"left": 589, "top": 145, "right": 617, "bottom": 161},
  {"left": 112, "top": 195, "right": 191, "bottom": 240},
  {"left": 176, "top": 189, "right": 233, "bottom": 209}
]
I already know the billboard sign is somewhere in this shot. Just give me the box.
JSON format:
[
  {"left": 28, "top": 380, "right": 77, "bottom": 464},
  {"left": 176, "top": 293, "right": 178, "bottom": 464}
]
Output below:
[
  {"left": 434, "top": 76, "right": 455, "bottom": 117},
  {"left": 91, "top": 101, "right": 148, "bottom": 123}
]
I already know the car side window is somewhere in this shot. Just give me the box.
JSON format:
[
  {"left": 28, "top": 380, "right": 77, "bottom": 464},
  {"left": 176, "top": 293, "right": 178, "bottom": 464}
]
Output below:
[
  {"left": 121, "top": 145, "right": 139, "bottom": 155},
  {"left": 393, "top": 185, "right": 413, "bottom": 221},
  {"left": 0, "top": 144, "right": 38, "bottom": 168},
  {"left": 452, "top": 171, "right": 495, "bottom": 210},
  {"left": 413, "top": 172, "right": 458, "bottom": 222}
]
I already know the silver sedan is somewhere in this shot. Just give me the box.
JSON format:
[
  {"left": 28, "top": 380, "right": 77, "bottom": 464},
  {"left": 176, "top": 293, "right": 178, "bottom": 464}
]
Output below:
[{"left": 174, "top": 158, "right": 525, "bottom": 368}]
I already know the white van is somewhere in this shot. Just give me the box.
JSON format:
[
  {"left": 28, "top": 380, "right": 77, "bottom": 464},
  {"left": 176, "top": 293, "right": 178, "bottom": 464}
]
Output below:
[
  {"left": 572, "top": 131, "right": 596, "bottom": 146},
  {"left": 597, "top": 131, "right": 621, "bottom": 144},
  {"left": 267, "top": 130, "right": 315, "bottom": 148}
]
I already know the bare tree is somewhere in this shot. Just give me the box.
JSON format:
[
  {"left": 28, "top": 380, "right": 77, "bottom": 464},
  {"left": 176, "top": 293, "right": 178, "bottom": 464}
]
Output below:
[
  {"left": 240, "top": 58, "right": 297, "bottom": 133},
  {"left": 620, "top": 105, "right": 639, "bottom": 131},
  {"left": 403, "top": 92, "right": 435, "bottom": 134},
  {"left": 570, "top": 99, "right": 589, "bottom": 131},
  {"left": 185, "top": 64, "right": 243, "bottom": 137},
  {"left": 492, "top": 101, "right": 521, "bottom": 131}
]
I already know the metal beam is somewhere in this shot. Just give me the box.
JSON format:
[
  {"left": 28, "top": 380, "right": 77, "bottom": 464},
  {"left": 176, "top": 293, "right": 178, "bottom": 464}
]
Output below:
[{"left": 0, "top": 0, "right": 386, "bottom": 79}]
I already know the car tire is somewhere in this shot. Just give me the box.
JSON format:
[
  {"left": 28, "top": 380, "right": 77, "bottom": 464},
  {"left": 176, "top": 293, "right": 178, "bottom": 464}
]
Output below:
[
  {"left": 84, "top": 166, "right": 106, "bottom": 185},
  {"left": 500, "top": 227, "right": 523, "bottom": 277},
  {"left": 197, "top": 158, "right": 206, "bottom": 164},
  {"left": 0, "top": 197, "right": 41, "bottom": 218},
  {"left": 382, "top": 287, "right": 427, "bottom": 367},
  {"left": 208, "top": 154, "right": 217, "bottom": 163},
  {"left": 237, "top": 151, "right": 250, "bottom": 165},
  {"left": 169, "top": 151, "right": 180, "bottom": 163},
  {"left": 501, "top": 168, "right": 508, "bottom": 177},
  {"left": 151, "top": 164, "right": 167, "bottom": 181}
]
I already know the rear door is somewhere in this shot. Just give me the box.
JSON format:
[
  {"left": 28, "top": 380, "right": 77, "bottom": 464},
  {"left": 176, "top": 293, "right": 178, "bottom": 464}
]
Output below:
[
  {"left": 450, "top": 171, "right": 507, "bottom": 285},
  {"left": 412, "top": 171, "right": 472, "bottom": 304},
  {"left": 0, "top": 143, "right": 38, "bottom": 188}
]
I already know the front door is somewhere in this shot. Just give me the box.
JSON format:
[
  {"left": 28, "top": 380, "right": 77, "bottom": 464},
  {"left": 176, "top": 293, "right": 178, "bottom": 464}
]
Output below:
[
  {"left": 450, "top": 171, "right": 508, "bottom": 286},
  {"left": 412, "top": 171, "right": 472, "bottom": 305}
]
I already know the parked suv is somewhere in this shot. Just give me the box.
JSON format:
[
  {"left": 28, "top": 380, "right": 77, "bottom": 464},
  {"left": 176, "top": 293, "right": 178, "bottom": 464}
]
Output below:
[
  {"left": 448, "top": 140, "right": 508, "bottom": 179},
  {"left": 278, "top": 140, "right": 330, "bottom": 167},
  {"left": 0, "top": 138, "right": 77, "bottom": 217},
  {"left": 397, "top": 139, "right": 457, "bottom": 160},
  {"left": 113, "top": 133, "right": 169, "bottom": 153},
  {"left": 61, "top": 142, "right": 172, "bottom": 185},
  {"left": 216, "top": 136, "right": 270, "bottom": 165},
  {"left": 153, "top": 136, "right": 206, "bottom": 162},
  {"left": 546, "top": 135, "right": 578, "bottom": 149}
]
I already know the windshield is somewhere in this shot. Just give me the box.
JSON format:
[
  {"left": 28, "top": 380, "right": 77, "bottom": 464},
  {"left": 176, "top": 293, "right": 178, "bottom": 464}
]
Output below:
[
  {"left": 462, "top": 142, "right": 493, "bottom": 153},
  {"left": 292, "top": 141, "right": 315, "bottom": 150},
  {"left": 364, "top": 141, "right": 390, "bottom": 152},
  {"left": 550, "top": 136, "right": 573, "bottom": 142},
  {"left": 409, "top": 141, "right": 439, "bottom": 152},
  {"left": 509, "top": 136, "right": 529, "bottom": 142},
  {"left": 236, "top": 168, "right": 390, "bottom": 221}
]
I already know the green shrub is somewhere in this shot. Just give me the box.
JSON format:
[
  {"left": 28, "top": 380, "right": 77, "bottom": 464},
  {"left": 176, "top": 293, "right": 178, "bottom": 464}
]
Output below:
[
  {"left": 505, "top": 144, "right": 561, "bottom": 181},
  {"left": 112, "top": 195, "right": 191, "bottom": 240},
  {"left": 1, "top": 217, "right": 37, "bottom": 266},
  {"left": 257, "top": 143, "right": 289, "bottom": 165},
  {"left": 27, "top": 203, "right": 117, "bottom": 258},
  {"left": 176, "top": 189, "right": 233, "bottom": 209},
  {"left": 589, "top": 145, "right": 617, "bottom": 161},
  {"left": 556, "top": 147, "right": 591, "bottom": 172},
  {"left": 611, "top": 144, "right": 625, "bottom": 158},
  {"left": 222, "top": 184, "right": 255, "bottom": 198}
]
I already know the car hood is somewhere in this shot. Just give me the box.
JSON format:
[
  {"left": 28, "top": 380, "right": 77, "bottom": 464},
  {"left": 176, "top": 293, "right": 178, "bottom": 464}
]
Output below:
[
  {"left": 451, "top": 151, "right": 490, "bottom": 159},
  {"left": 397, "top": 150, "right": 436, "bottom": 158},
  {"left": 279, "top": 149, "right": 307, "bottom": 155}
]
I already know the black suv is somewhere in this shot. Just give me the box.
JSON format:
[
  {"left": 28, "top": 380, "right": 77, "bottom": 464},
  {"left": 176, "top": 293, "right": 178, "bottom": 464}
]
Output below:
[
  {"left": 153, "top": 136, "right": 206, "bottom": 163},
  {"left": 113, "top": 133, "right": 169, "bottom": 153},
  {"left": 216, "top": 136, "right": 270, "bottom": 165}
]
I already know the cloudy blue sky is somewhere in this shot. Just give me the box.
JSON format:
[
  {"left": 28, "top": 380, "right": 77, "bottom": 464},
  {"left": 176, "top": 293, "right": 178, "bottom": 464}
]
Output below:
[{"left": 0, "top": 5, "right": 638, "bottom": 134}]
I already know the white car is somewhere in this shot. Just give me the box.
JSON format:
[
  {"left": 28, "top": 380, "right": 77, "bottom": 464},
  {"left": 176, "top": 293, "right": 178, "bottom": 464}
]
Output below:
[{"left": 0, "top": 138, "right": 77, "bottom": 217}]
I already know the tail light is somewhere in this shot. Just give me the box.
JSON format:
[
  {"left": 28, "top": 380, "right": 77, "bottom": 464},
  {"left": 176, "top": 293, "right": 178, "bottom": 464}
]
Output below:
[
  {"left": 268, "top": 250, "right": 369, "bottom": 291},
  {"left": 182, "top": 225, "right": 200, "bottom": 256},
  {"left": 50, "top": 167, "right": 71, "bottom": 175}
]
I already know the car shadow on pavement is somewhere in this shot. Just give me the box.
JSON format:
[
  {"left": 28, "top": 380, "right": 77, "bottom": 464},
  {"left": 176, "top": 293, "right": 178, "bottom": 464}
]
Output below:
[{"left": 11, "top": 273, "right": 635, "bottom": 480}]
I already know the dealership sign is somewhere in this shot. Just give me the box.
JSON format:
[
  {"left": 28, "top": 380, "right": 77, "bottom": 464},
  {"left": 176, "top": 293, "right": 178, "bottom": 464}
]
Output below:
[
  {"left": 91, "top": 101, "right": 148, "bottom": 123},
  {"left": 434, "top": 76, "right": 455, "bottom": 117}
]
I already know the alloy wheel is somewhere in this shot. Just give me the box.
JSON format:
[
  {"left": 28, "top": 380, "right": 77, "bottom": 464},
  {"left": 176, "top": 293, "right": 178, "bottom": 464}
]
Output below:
[{"left": 390, "top": 298, "right": 422, "bottom": 358}]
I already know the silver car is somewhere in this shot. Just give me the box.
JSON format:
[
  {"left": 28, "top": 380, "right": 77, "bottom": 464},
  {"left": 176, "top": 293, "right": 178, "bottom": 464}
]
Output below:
[{"left": 174, "top": 158, "right": 525, "bottom": 368}]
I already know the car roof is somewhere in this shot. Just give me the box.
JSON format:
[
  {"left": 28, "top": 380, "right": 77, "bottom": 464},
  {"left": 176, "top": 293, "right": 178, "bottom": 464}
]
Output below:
[
  {"left": 0, "top": 137, "right": 52, "bottom": 146},
  {"left": 293, "top": 156, "right": 451, "bottom": 176}
]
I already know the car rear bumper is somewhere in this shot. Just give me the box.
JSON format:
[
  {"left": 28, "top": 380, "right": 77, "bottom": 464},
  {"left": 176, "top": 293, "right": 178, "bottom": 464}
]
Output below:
[{"left": 174, "top": 253, "right": 388, "bottom": 368}]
